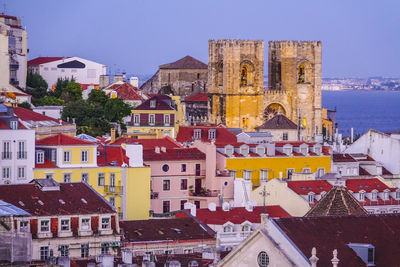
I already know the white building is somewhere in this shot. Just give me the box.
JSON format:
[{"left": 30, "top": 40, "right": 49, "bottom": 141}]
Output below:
[
  {"left": 28, "top": 56, "right": 107, "bottom": 89},
  {"left": 0, "top": 103, "right": 35, "bottom": 184},
  {"left": 345, "top": 129, "right": 400, "bottom": 178},
  {"left": 32, "top": 106, "right": 63, "bottom": 120}
]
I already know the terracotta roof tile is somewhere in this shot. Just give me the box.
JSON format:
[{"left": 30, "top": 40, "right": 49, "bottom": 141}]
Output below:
[
  {"left": 134, "top": 95, "right": 174, "bottom": 111},
  {"left": 177, "top": 125, "right": 237, "bottom": 145},
  {"left": 159, "top": 55, "right": 207, "bottom": 69},
  {"left": 108, "top": 82, "right": 144, "bottom": 101},
  {"left": 35, "top": 158, "right": 58, "bottom": 169},
  {"left": 143, "top": 148, "right": 205, "bottom": 161},
  {"left": 97, "top": 144, "right": 129, "bottom": 167},
  {"left": 255, "top": 113, "right": 297, "bottom": 130},
  {"left": 345, "top": 178, "right": 393, "bottom": 193},
  {"left": 109, "top": 136, "right": 182, "bottom": 149},
  {"left": 184, "top": 93, "right": 208, "bottom": 102},
  {"left": 36, "top": 133, "right": 96, "bottom": 146},
  {"left": 27, "top": 57, "right": 65, "bottom": 66},
  {"left": 14, "top": 107, "right": 69, "bottom": 125},
  {"left": 332, "top": 153, "right": 357, "bottom": 162},
  {"left": 287, "top": 180, "right": 333, "bottom": 195}
]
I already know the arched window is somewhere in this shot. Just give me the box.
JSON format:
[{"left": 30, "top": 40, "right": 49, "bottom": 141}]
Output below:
[
  {"left": 241, "top": 66, "right": 248, "bottom": 86},
  {"left": 298, "top": 64, "right": 305, "bottom": 83}
]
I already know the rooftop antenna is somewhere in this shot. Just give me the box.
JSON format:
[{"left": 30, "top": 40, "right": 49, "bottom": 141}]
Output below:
[{"left": 259, "top": 185, "right": 270, "bottom": 214}]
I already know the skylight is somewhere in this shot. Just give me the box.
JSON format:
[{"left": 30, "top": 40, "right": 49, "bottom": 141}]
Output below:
[{"left": 81, "top": 198, "right": 88, "bottom": 204}]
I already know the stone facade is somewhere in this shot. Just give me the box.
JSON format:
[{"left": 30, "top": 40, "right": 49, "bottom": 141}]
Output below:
[
  {"left": 208, "top": 40, "right": 264, "bottom": 131},
  {"left": 266, "top": 41, "right": 322, "bottom": 141},
  {"left": 140, "top": 56, "right": 208, "bottom": 99}
]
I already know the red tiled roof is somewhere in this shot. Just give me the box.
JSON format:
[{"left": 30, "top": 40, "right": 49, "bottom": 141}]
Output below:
[
  {"left": 108, "top": 82, "right": 144, "bottom": 101},
  {"left": 97, "top": 144, "right": 129, "bottom": 167},
  {"left": 275, "top": 215, "right": 400, "bottom": 267},
  {"left": 332, "top": 153, "right": 357, "bottom": 162},
  {"left": 275, "top": 141, "right": 314, "bottom": 147},
  {"left": 35, "top": 158, "right": 58, "bottom": 169},
  {"left": 27, "top": 57, "right": 65, "bottom": 66},
  {"left": 143, "top": 148, "right": 205, "bottom": 161},
  {"left": 287, "top": 180, "right": 333, "bottom": 195},
  {"left": 134, "top": 95, "right": 175, "bottom": 111},
  {"left": 120, "top": 217, "right": 215, "bottom": 243},
  {"left": 36, "top": 133, "right": 96, "bottom": 146},
  {"left": 179, "top": 206, "right": 291, "bottom": 225},
  {"left": 80, "top": 84, "right": 99, "bottom": 90},
  {"left": 362, "top": 196, "right": 400, "bottom": 206},
  {"left": 345, "top": 178, "right": 393, "bottom": 193},
  {"left": 110, "top": 136, "right": 182, "bottom": 149},
  {"left": 0, "top": 182, "right": 115, "bottom": 216},
  {"left": 184, "top": 93, "right": 208, "bottom": 102},
  {"left": 13, "top": 107, "right": 69, "bottom": 125},
  {"left": 176, "top": 125, "right": 237, "bottom": 145}
]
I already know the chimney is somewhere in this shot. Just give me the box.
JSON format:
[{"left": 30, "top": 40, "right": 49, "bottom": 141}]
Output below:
[
  {"left": 125, "top": 143, "right": 143, "bottom": 167},
  {"left": 114, "top": 75, "right": 124, "bottom": 83},
  {"left": 121, "top": 249, "right": 132, "bottom": 264},
  {"left": 184, "top": 202, "right": 196, "bottom": 216},
  {"left": 122, "top": 72, "right": 126, "bottom": 81},
  {"left": 208, "top": 202, "right": 216, "bottom": 211},
  {"left": 99, "top": 75, "right": 110, "bottom": 89},
  {"left": 160, "top": 147, "right": 166, "bottom": 153},
  {"left": 110, "top": 128, "right": 116, "bottom": 143},
  {"left": 309, "top": 248, "right": 319, "bottom": 267},
  {"left": 130, "top": 77, "right": 139, "bottom": 87},
  {"left": 331, "top": 249, "right": 339, "bottom": 267},
  {"left": 155, "top": 146, "right": 160, "bottom": 153}
]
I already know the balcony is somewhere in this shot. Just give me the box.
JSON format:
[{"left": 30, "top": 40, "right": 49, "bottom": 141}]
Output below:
[
  {"left": 195, "top": 170, "right": 206, "bottom": 177},
  {"left": 104, "top": 185, "right": 123, "bottom": 195},
  {"left": 189, "top": 189, "right": 219, "bottom": 197},
  {"left": 217, "top": 231, "right": 252, "bottom": 244},
  {"left": 151, "top": 192, "right": 159, "bottom": 199},
  {"left": 17, "top": 151, "right": 27, "bottom": 159},
  {"left": 1, "top": 152, "right": 11, "bottom": 160}
]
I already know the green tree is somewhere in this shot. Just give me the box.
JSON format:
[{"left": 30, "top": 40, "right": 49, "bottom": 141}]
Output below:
[
  {"left": 51, "top": 77, "right": 74, "bottom": 98},
  {"left": 88, "top": 89, "right": 108, "bottom": 106},
  {"left": 32, "top": 96, "right": 64, "bottom": 106},
  {"left": 61, "top": 82, "right": 82, "bottom": 102},
  {"left": 17, "top": 102, "right": 32, "bottom": 110},
  {"left": 104, "top": 98, "right": 132, "bottom": 123},
  {"left": 26, "top": 72, "right": 48, "bottom": 99}
]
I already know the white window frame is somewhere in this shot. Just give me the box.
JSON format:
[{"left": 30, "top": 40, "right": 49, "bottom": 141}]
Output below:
[
  {"left": 163, "top": 179, "right": 171, "bottom": 191},
  {"left": 109, "top": 173, "right": 116, "bottom": 187},
  {"left": 283, "top": 145, "right": 292, "bottom": 156},
  {"left": 63, "top": 173, "right": 71, "bottom": 183},
  {"left": 17, "top": 166, "right": 25, "bottom": 179},
  {"left": 2, "top": 141, "right": 11, "bottom": 159},
  {"left": 60, "top": 218, "right": 70, "bottom": 231},
  {"left": 109, "top": 197, "right": 115, "bottom": 206},
  {"left": 396, "top": 191, "right": 400, "bottom": 200},
  {"left": 240, "top": 146, "right": 249, "bottom": 156},
  {"left": 225, "top": 146, "right": 234, "bottom": 157},
  {"left": 98, "top": 173, "right": 105, "bottom": 186},
  {"left": 308, "top": 193, "right": 315, "bottom": 204},
  {"left": 17, "top": 141, "right": 26, "bottom": 159},
  {"left": 193, "top": 129, "right": 202, "bottom": 140},
  {"left": 45, "top": 173, "right": 53, "bottom": 179},
  {"left": 260, "top": 169, "right": 268, "bottom": 182},
  {"left": 39, "top": 219, "right": 50, "bottom": 233},
  {"left": 63, "top": 150, "right": 71, "bottom": 163},
  {"left": 36, "top": 151, "right": 44, "bottom": 164},
  {"left": 40, "top": 246, "right": 49, "bottom": 260},
  {"left": 10, "top": 120, "right": 18, "bottom": 130},
  {"left": 282, "top": 132, "right": 288, "bottom": 141},
  {"left": 359, "top": 191, "right": 366, "bottom": 202},
  {"left": 314, "top": 146, "right": 321, "bottom": 155},
  {"left": 59, "top": 245, "right": 69, "bottom": 257},
  {"left": 81, "top": 150, "right": 89, "bottom": 163},
  {"left": 2, "top": 167, "right": 10, "bottom": 179},
  {"left": 164, "top": 114, "right": 170, "bottom": 126},
  {"left": 81, "top": 173, "right": 89, "bottom": 183},
  {"left": 302, "top": 168, "right": 311, "bottom": 174},
  {"left": 149, "top": 114, "right": 155, "bottom": 125},
  {"left": 243, "top": 170, "right": 252, "bottom": 180},
  {"left": 19, "top": 220, "right": 29, "bottom": 232},
  {"left": 371, "top": 191, "right": 377, "bottom": 201},
  {"left": 101, "top": 217, "right": 111, "bottom": 230},
  {"left": 383, "top": 191, "right": 390, "bottom": 200},
  {"left": 287, "top": 168, "right": 295, "bottom": 179},
  {"left": 317, "top": 168, "right": 325, "bottom": 178},
  {"left": 134, "top": 114, "right": 140, "bottom": 126},
  {"left": 208, "top": 129, "right": 216, "bottom": 140},
  {"left": 80, "top": 218, "right": 91, "bottom": 231},
  {"left": 150, "top": 99, "right": 156, "bottom": 108}
]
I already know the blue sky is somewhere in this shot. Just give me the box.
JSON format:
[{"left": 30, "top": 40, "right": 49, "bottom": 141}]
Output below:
[{"left": 5, "top": 0, "right": 400, "bottom": 77}]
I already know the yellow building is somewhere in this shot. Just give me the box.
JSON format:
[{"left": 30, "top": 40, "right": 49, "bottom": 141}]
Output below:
[
  {"left": 217, "top": 141, "right": 331, "bottom": 186},
  {"left": 128, "top": 95, "right": 184, "bottom": 138},
  {"left": 33, "top": 133, "right": 151, "bottom": 220}
]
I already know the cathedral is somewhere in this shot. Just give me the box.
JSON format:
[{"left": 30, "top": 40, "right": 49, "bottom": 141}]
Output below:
[{"left": 208, "top": 39, "right": 322, "bottom": 141}]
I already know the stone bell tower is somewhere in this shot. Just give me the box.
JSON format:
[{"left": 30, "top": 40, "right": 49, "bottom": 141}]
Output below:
[
  {"left": 265, "top": 41, "right": 322, "bottom": 141},
  {"left": 208, "top": 40, "right": 264, "bottom": 131}
]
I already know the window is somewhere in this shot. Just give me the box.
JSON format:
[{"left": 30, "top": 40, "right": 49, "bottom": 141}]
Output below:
[
  {"left": 10, "top": 120, "right": 18, "bottom": 130},
  {"left": 109, "top": 173, "right": 116, "bottom": 187},
  {"left": 314, "top": 146, "right": 321, "bottom": 155},
  {"left": 371, "top": 192, "right": 377, "bottom": 201},
  {"left": 63, "top": 150, "right": 71, "bottom": 163},
  {"left": 36, "top": 151, "right": 44, "bottom": 164},
  {"left": 242, "top": 224, "right": 251, "bottom": 232},
  {"left": 258, "top": 251, "right": 270, "bottom": 267},
  {"left": 257, "top": 169, "right": 268, "bottom": 183},
  {"left": 17, "top": 141, "right": 26, "bottom": 159},
  {"left": 40, "top": 220, "right": 50, "bottom": 232},
  {"left": 308, "top": 194, "right": 315, "bottom": 204},
  {"left": 240, "top": 66, "right": 248, "bottom": 86},
  {"left": 134, "top": 114, "right": 140, "bottom": 125},
  {"left": 81, "top": 244, "right": 89, "bottom": 258},
  {"left": 60, "top": 219, "right": 70, "bottom": 231},
  {"left": 256, "top": 147, "right": 265, "bottom": 156},
  {"left": 101, "top": 218, "right": 110, "bottom": 229},
  {"left": 164, "top": 114, "right": 170, "bottom": 126},
  {"left": 225, "top": 147, "right": 233, "bottom": 157},
  {"left": 98, "top": 173, "right": 105, "bottom": 186},
  {"left": 243, "top": 170, "right": 252, "bottom": 180},
  {"left": 2, "top": 141, "right": 11, "bottom": 159},
  {"left": 162, "top": 164, "right": 169, "bottom": 172},
  {"left": 223, "top": 225, "right": 232, "bottom": 232},
  {"left": 81, "top": 218, "right": 90, "bottom": 231},
  {"left": 20, "top": 221, "right": 29, "bottom": 232},
  {"left": 298, "top": 64, "right": 305, "bottom": 83},
  {"left": 81, "top": 173, "right": 89, "bottom": 183},
  {"left": 40, "top": 246, "right": 49, "bottom": 260},
  {"left": 359, "top": 192, "right": 365, "bottom": 201},
  {"left": 396, "top": 191, "right": 400, "bottom": 200},
  {"left": 101, "top": 243, "right": 110, "bottom": 254},
  {"left": 109, "top": 197, "right": 115, "bottom": 206},
  {"left": 17, "top": 167, "right": 25, "bottom": 179},
  {"left": 45, "top": 173, "right": 53, "bottom": 179},
  {"left": 150, "top": 99, "right": 156, "bottom": 108},
  {"left": 317, "top": 168, "right": 325, "bottom": 178},
  {"left": 384, "top": 191, "right": 389, "bottom": 200},
  {"left": 282, "top": 132, "right": 288, "bottom": 141},
  {"left": 180, "top": 200, "right": 187, "bottom": 210},
  {"left": 300, "top": 147, "right": 308, "bottom": 155},
  {"left": 208, "top": 129, "right": 216, "bottom": 140},
  {"left": 302, "top": 168, "right": 311, "bottom": 174},
  {"left": 287, "top": 168, "right": 294, "bottom": 179},
  {"left": 180, "top": 179, "right": 187, "bottom": 190},
  {"left": 283, "top": 147, "right": 292, "bottom": 155},
  {"left": 81, "top": 150, "right": 89, "bottom": 163},
  {"left": 163, "top": 201, "right": 170, "bottom": 213},
  {"left": 63, "top": 173, "right": 71, "bottom": 183},
  {"left": 163, "top": 180, "right": 170, "bottom": 191},
  {"left": 59, "top": 245, "right": 69, "bottom": 257},
  {"left": 193, "top": 129, "right": 202, "bottom": 140},
  {"left": 2, "top": 167, "right": 10, "bottom": 179},
  {"left": 181, "top": 164, "right": 186, "bottom": 172},
  {"left": 240, "top": 146, "right": 249, "bottom": 156},
  {"left": 194, "top": 201, "right": 200, "bottom": 209},
  {"left": 149, "top": 114, "right": 155, "bottom": 125}
]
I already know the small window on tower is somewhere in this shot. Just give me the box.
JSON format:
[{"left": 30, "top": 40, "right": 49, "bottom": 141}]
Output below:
[
  {"left": 241, "top": 66, "right": 248, "bottom": 86},
  {"left": 298, "top": 64, "right": 305, "bottom": 83}
]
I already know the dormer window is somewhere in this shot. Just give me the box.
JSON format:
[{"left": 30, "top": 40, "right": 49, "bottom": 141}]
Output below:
[
  {"left": 36, "top": 151, "right": 44, "bottom": 164},
  {"left": 10, "top": 120, "right": 18, "bottom": 130},
  {"left": 193, "top": 129, "right": 202, "bottom": 140},
  {"left": 256, "top": 146, "right": 265, "bottom": 156},
  {"left": 240, "top": 145, "right": 249, "bottom": 156},
  {"left": 359, "top": 191, "right": 365, "bottom": 201},
  {"left": 223, "top": 224, "right": 233, "bottom": 232},
  {"left": 225, "top": 146, "right": 234, "bottom": 157},
  {"left": 208, "top": 129, "right": 216, "bottom": 140},
  {"left": 377, "top": 166, "right": 382, "bottom": 175},
  {"left": 308, "top": 193, "right": 315, "bottom": 204},
  {"left": 371, "top": 191, "right": 377, "bottom": 201},
  {"left": 396, "top": 191, "right": 400, "bottom": 200},
  {"left": 150, "top": 99, "right": 156, "bottom": 108},
  {"left": 300, "top": 145, "right": 308, "bottom": 155},
  {"left": 241, "top": 224, "right": 251, "bottom": 232},
  {"left": 383, "top": 191, "right": 389, "bottom": 200},
  {"left": 283, "top": 145, "right": 292, "bottom": 156},
  {"left": 314, "top": 146, "right": 321, "bottom": 155}
]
